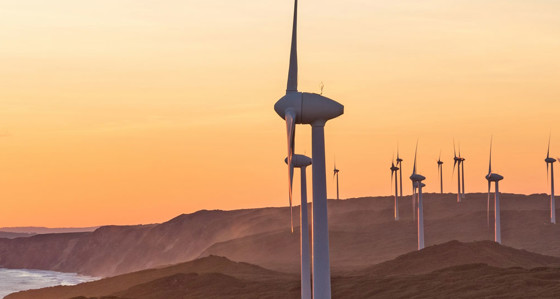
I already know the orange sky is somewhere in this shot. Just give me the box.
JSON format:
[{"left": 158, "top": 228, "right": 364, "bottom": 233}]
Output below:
[{"left": 1, "top": 0, "right": 559, "bottom": 227}]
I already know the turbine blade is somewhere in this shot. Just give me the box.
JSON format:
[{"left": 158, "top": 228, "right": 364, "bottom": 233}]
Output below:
[
  {"left": 285, "top": 110, "right": 296, "bottom": 233},
  {"left": 453, "top": 139, "right": 456, "bottom": 157},
  {"left": 548, "top": 134, "right": 551, "bottom": 159},
  {"left": 289, "top": 163, "right": 294, "bottom": 232},
  {"left": 489, "top": 137, "right": 493, "bottom": 174},
  {"left": 412, "top": 140, "right": 418, "bottom": 175},
  {"left": 286, "top": 0, "right": 298, "bottom": 93},
  {"left": 452, "top": 160, "right": 457, "bottom": 179}
]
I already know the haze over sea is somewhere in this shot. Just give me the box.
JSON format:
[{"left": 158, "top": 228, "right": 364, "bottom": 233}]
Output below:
[{"left": 0, "top": 268, "right": 97, "bottom": 298}]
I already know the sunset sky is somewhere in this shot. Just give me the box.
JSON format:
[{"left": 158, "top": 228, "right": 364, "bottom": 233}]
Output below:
[{"left": 1, "top": 0, "right": 559, "bottom": 227}]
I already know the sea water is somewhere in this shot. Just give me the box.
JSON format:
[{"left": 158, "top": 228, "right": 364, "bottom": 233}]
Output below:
[{"left": 0, "top": 268, "right": 97, "bottom": 298}]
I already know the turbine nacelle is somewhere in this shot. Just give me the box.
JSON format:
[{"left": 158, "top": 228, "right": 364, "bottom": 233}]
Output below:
[
  {"left": 486, "top": 173, "right": 503, "bottom": 182},
  {"left": 414, "top": 181, "right": 426, "bottom": 188},
  {"left": 410, "top": 174, "right": 426, "bottom": 182},
  {"left": 545, "top": 157, "right": 556, "bottom": 163},
  {"left": 284, "top": 154, "right": 312, "bottom": 168},
  {"left": 275, "top": 92, "right": 344, "bottom": 125}
]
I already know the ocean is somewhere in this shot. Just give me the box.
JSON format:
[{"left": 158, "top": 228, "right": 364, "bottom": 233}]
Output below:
[{"left": 0, "top": 268, "right": 98, "bottom": 298}]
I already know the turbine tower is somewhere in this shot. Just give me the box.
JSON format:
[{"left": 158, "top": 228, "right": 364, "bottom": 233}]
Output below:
[
  {"left": 485, "top": 138, "right": 504, "bottom": 244},
  {"left": 453, "top": 141, "right": 462, "bottom": 202},
  {"left": 410, "top": 143, "right": 426, "bottom": 250},
  {"left": 545, "top": 136, "right": 556, "bottom": 224},
  {"left": 437, "top": 152, "right": 443, "bottom": 194},
  {"left": 333, "top": 161, "right": 340, "bottom": 200},
  {"left": 391, "top": 159, "right": 400, "bottom": 221},
  {"left": 274, "top": 1, "right": 344, "bottom": 297},
  {"left": 285, "top": 154, "right": 312, "bottom": 299}
]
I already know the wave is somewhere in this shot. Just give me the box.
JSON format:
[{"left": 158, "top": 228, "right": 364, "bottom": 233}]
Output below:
[{"left": 0, "top": 268, "right": 97, "bottom": 298}]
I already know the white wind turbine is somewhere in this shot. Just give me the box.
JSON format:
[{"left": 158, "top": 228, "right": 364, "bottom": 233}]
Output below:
[
  {"left": 396, "top": 147, "right": 408, "bottom": 218},
  {"left": 437, "top": 152, "right": 443, "bottom": 194},
  {"left": 397, "top": 147, "right": 404, "bottom": 198},
  {"left": 391, "top": 158, "right": 400, "bottom": 221},
  {"left": 285, "top": 154, "right": 312, "bottom": 299},
  {"left": 486, "top": 138, "right": 504, "bottom": 244},
  {"left": 460, "top": 147, "right": 466, "bottom": 199},
  {"left": 410, "top": 143, "right": 426, "bottom": 250},
  {"left": 333, "top": 161, "right": 340, "bottom": 200},
  {"left": 545, "top": 136, "right": 556, "bottom": 224},
  {"left": 453, "top": 141, "right": 463, "bottom": 202},
  {"left": 274, "top": 1, "right": 344, "bottom": 297}
]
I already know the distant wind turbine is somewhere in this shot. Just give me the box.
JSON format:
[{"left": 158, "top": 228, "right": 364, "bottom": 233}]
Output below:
[
  {"left": 410, "top": 142, "right": 426, "bottom": 250},
  {"left": 545, "top": 136, "right": 556, "bottom": 224},
  {"left": 274, "top": 0, "right": 344, "bottom": 297},
  {"left": 437, "top": 151, "right": 444, "bottom": 194},
  {"left": 333, "top": 160, "right": 340, "bottom": 200},
  {"left": 453, "top": 141, "right": 463, "bottom": 202},
  {"left": 391, "top": 158, "right": 400, "bottom": 221},
  {"left": 397, "top": 146, "right": 403, "bottom": 198},
  {"left": 460, "top": 146, "right": 466, "bottom": 199},
  {"left": 285, "top": 154, "right": 312, "bottom": 299},
  {"left": 397, "top": 146, "right": 412, "bottom": 219},
  {"left": 486, "top": 138, "right": 503, "bottom": 244}
]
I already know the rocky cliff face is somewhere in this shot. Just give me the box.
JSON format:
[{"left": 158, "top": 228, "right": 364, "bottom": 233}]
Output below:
[{"left": 0, "top": 208, "right": 290, "bottom": 276}]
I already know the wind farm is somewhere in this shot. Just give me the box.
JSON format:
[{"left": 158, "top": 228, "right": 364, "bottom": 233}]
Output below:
[{"left": 1, "top": 0, "right": 560, "bottom": 298}]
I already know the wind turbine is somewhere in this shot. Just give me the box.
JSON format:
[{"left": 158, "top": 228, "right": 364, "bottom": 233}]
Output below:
[
  {"left": 274, "top": 1, "right": 344, "bottom": 297},
  {"left": 410, "top": 142, "right": 426, "bottom": 250},
  {"left": 486, "top": 138, "right": 504, "bottom": 244},
  {"left": 545, "top": 136, "right": 556, "bottom": 224},
  {"left": 437, "top": 152, "right": 443, "bottom": 194},
  {"left": 395, "top": 148, "right": 410, "bottom": 219},
  {"left": 285, "top": 154, "right": 312, "bottom": 299},
  {"left": 453, "top": 141, "right": 462, "bottom": 202},
  {"left": 397, "top": 146, "right": 403, "bottom": 198},
  {"left": 333, "top": 161, "right": 340, "bottom": 200},
  {"left": 397, "top": 147, "right": 411, "bottom": 219},
  {"left": 391, "top": 159, "right": 400, "bottom": 221},
  {"left": 459, "top": 146, "right": 466, "bottom": 199}
]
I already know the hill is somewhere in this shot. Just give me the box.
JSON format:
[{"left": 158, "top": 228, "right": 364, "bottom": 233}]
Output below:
[
  {"left": 359, "top": 240, "right": 560, "bottom": 277},
  {"left": 8, "top": 241, "right": 560, "bottom": 299},
  {"left": 0, "top": 231, "right": 35, "bottom": 239},
  {"left": 5, "top": 255, "right": 297, "bottom": 299},
  {"left": 0, "top": 227, "right": 98, "bottom": 234},
  {"left": 1, "top": 193, "right": 560, "bottom": 276}
]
